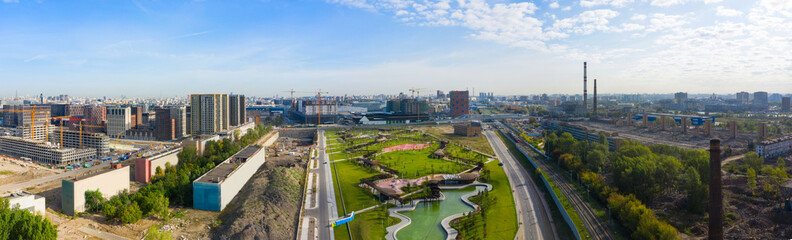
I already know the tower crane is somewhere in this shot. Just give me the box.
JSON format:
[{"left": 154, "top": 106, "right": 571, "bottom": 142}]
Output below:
[
  {"left": 0, "top": 106, "right": 49, "bottom": 140},
  {"left": 409, "top": 88, "right": 427, "bottom": 122},
  {"left": 281, "top": 89, "right": 329, "bottom": 125}
]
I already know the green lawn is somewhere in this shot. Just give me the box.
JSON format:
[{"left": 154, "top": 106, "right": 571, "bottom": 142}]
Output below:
[
  {"left": 332, "top": 160, "right": 387, "bottom": 240},
  {"left": 454, "top": 160, "right": 519, "bottom": 239},
  {"left": 374, "top": 144, "right": 468, "bottom": 178},
  {"left": 423, "top": 126, "right": 495, "bottom": 155}
]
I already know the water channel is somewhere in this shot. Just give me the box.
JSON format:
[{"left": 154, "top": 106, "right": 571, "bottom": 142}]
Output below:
[{"left": 396, "top": 186, "right": 485, "bottom": 240}]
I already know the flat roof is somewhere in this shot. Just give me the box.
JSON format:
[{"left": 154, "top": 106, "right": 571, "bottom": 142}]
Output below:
[
  {"left": 195, "top": 145, "right": 263, "bottom": 184},
  {"left": 64, "top": 165, "right": 127, "bottom": 182}
]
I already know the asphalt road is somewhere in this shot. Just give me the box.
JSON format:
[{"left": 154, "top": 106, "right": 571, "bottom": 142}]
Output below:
[
  {"left": 483, "top": 126, "right": 558, "bottom": 240},
  {"left": 303, "top": 130, "right": 337, "bottom": 240}
]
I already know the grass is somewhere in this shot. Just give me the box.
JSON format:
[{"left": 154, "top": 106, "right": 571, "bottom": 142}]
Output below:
[
  {"left": 0, "top": 170, "right": 14, "bottom": 175},
  {"left": 423, "top": 126, "right": 495, "bottom": 155},
  {"left": 375, "top": 144, "right": 468, "bottom": 178},
  {"left": 331, "top": 160, "right": 389, "bottom": 240},
  {"left": 453, "top": 160, "right": 519, "bottom": 239}
]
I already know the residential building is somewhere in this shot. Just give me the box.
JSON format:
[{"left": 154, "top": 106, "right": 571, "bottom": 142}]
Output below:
[
  {"left": 106, "top": 106, "right": 131, "bottom": 138},
  {"left": 449, "top": 90, "right": 469, "bottom": 117},
  {"left": 130, "top": 106, "right": 143, "bottom": 128},
  {"left": 756, "top": 135, "right": 792, "bottom": 159},
  {"left": 674, "top": 92, "right": 688, "bottom": 105},
  {"left": 190, "top": 94, "right": 230, "bottom": 135},
  {"left": 155, "top": 108, "right": 175, "bottom": 140},
  {"left": 229, "top": 94, "right": 246, "bottom": 127},
  {"left": 736, "top": 92, "right": 750, "bottom": 105},
  {"left": 754, "top": 91, "right": 768, "bottom": 108},
  {"left": 783, "top": 97, "right": 790, "bottom": 112}
]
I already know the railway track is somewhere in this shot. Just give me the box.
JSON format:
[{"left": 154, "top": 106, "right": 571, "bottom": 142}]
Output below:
[{"left": 503, "top": 124, "right": 615, "bottom": 240}]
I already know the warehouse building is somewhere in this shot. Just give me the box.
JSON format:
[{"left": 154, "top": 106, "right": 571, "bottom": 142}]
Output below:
[
  {"left": 193, "top": 145, "right": 266, "bottom": 211},
  {"left": 62, "top": 165, "right": 130, "bottom": 215},
  {"left": 1, "top": 191, "right": 46, "bottom": 216},
  {"left": 0, "top": 136, "right": 96, "bottom": 165},
  {"left": 135, "top": 147, "right": 182, "bottom": 183},
  {"left": 51, "top": 129, "right": 110, "bottom": 156}
]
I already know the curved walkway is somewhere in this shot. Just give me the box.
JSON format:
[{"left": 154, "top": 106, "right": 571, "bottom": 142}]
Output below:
[{"left": 385, "top": 182, "right": 493, "bottom": 240}]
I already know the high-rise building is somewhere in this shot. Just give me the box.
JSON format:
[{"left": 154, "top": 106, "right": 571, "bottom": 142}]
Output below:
[
  {"left": 449, "top": 91, "right": 469, "bottom": 117},
  {"left": 229, "top": 94, "right": 246, "bottom": 127},
  {"left": 106, "top": 106, "right": 131, "bottom": 138},
  {"left": 782, "top": 97, "right": 790, "bottom": 112},
  {"left": 84, "top": 105, "right": 106, "bottom": 126},
  {"left": 753, "top": 91, "right": 768, "bottom": 108},
  {"left": 674, "top": 92, "right": 688, "bottom": 105},
  {"left": 130, "top": 106, "right": 143, "bottom": 127},
  {"left": 436, "top": 90, "right": 445, "bottom": 99},
  {"left": 155, "top": 108, "right": 175, "bottom": 141},
  {"left": 170, "top": 106, "right": 187, "bottom": 138},
  {"left": 736, "top": 92, "right": 750, "bottom": 105},
  {"left": 190, "top": 94, "right": 229, "bottom": 135},
  {"left": 1, "top": 105, "right": 51, "bottom": 128}
]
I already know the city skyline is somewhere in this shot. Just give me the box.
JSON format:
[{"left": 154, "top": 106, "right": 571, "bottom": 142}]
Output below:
[{"left": 1, "top": 0, "right": 790, "bottom": 97}]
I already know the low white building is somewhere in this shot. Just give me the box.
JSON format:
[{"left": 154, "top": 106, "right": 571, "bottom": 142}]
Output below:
[{"left": 2, "top": 191, "right": 46, "bottom": 216}]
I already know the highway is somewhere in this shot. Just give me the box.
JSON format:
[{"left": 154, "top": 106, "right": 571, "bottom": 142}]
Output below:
[
  {"left": 483, "top": 125, "right": 558, "bottom": 240},
  {"left": 502, "top": 122, "right": 614, "bottom": 240},
  {"left": 302, "top": 130, "right": 337, "bottom": 240}
]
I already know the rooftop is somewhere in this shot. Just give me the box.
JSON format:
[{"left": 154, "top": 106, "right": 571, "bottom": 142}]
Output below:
[
  {"left": 195, "top": 145, "right": 263, "bottom": 184},
  {"left": 760, "top": 135, "right": 792, "bottom": 145}
]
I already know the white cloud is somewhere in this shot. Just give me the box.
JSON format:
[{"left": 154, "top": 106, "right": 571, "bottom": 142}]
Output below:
[
  {"left": 580, "top": 0, "right": 634, "bottom": 8},
  {"left": 552, "top": 9, "right": 620, "bottom": 34},
  {"left": 647, "top": 13, "right": 689, "bottom": 32},
  {"left": 650, "top": 0, "right": 721, "bottom": 7},
  {"left": 2, "top": 0, "right": 19, "bottom": 3},
  {"left": 562, "top": 6, "right": 572, "bottom": 11},
  {"left": 631, "top": 14, "right": 647, "bottom": 21},
  {"left": 716, "top": 6, "right": 743, "bottom": 17},
  {"left": 549, "top": 2, "right": 560, "bottom": 9}
]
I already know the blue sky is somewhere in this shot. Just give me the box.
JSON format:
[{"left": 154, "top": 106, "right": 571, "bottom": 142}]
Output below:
[{"left": 0, "top": 0, "right": 790, "bottom": 98}]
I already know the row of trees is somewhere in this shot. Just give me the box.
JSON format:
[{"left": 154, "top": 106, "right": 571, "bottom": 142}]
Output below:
[
  {"left": 0, "top": 198, "right": 57, "bottom": 240},
  {"left": 542, "top": 131, "right": 686, "bottom": 239},
  {"left": 83, "top": 124, "right": 273, "bottom": 224}
]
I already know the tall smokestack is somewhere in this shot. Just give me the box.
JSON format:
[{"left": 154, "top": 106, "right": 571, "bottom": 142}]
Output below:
[
  {"left": 708, "top": 139, "right": 723, "bottom": 240},
  {"left": 584, "top": 62, "right": 588, "bottom": 110},
  {"left": 593, "top": 79, "right": 597, "bottom": 115}
]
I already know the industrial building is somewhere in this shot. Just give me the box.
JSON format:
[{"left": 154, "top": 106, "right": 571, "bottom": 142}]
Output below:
[
  {"left": 453, "top": 121, "right": 482, "bottom": 136},
  {"left": 190, "top": 94, "right": 230, "bottom": 135},
  {"left": 290, "top": 99, "right": 338, "bottom": 124},
  {"left": 62, "top": 165, "right": 130, "bottom": 215},
  {"left": 0, "top": 136, "right": 96, "bottom": 165},
  {"left": 51, "top": 129, "right": 110, "bottom": 156},
  {"left": 106, "top": 106, "right": 131, "bottom": 138},
  {"left": 193, "top": 145, "right": 267, "bottom": 211},
  {"left": 756, "top": 135, "right": 792, "bottom": 159},
  {"left": 229, "top": 94, "right": 246, "bottom": 127},
  {"left": 449, "top": 91, "right": 469, "bottom": 117},
  {"left": 543, "top": 120, "right": 625, "bottom": 151},
  {"left": 135, "top": 147, "right": 182, "bottom": 183},
  {"left": 1, "top": 191, "right": 46, "bottom": 216}
]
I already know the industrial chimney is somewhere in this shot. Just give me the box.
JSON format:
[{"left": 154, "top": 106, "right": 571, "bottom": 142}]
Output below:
[
  {"left": 708, "top": 139, "right": 723, "bottom": 240},
  {"left": 593, "top": 79, "right": 597, "bottom": 115},
  {"left": 583, "top": 62, "right": 588, "bottom": 110}
]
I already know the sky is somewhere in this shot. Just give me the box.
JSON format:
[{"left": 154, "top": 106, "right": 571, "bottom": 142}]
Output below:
[{"left": 0, "top": 0, "right": 790, "bottom": 98}]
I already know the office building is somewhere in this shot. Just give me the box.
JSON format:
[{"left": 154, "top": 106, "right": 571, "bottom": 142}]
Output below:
[
  {"left": 67, "top": 104, "right": 86, "bottom": 117},
  {"left": 229, "top": 94, "right": 246, "bottom": 127},
  {"left": 84, "top": 105, "right": 106, "bottom": 126},
  {"left": 130, "top": 106, "right": 143, "bottom": 128},
  {"left": 190, "top": 94, "right": 230, "bottom": 135},
  {"left": 106, "top": 106, "right": 131, "bottom": 138},
  {"left": 736, "top": 92, "right": 750, "bottom": 105},
  {"left": 0, "top": 136, "right": 96, "bottom": 165},
  {"left": 290, "top": 99, "right": 339, "bottom": 124},
  {"left": 753, "top": 91, "right": 768, "bottom": 108},
  {"left": 155, "top": 108, "right": 175, "bottom": 140},
  {"left": 449, "top": 90, "right": 469, "bottom": 117},
  {"left": 2, "top": 105, "right": 51, "bottom": 128},
  {"left": 51, "top": 129, "right": 110, "bottom": 156},
  {"left": 782, "top": 97, "right": 790, "bottom": 112}
]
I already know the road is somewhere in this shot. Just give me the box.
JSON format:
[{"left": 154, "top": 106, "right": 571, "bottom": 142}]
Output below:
[
  {"left": 503, "top": 122, "right": 614, "bottom": 240},
  {"left": 302, "top": 130, "right": 337, "bottom": 240},
  {"left": 483, "top": 126, "right": 558, "bottom": 240}
]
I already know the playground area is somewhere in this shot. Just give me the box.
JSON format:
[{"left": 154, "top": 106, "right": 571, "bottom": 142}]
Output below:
[{"left": 373, "top": 175, "right": 434, "bottom": 195}]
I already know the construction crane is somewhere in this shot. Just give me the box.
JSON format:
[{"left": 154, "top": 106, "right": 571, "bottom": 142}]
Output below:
[
  {"left": 0, "top": 106, "right": 49, "bottom": 140},
  {"left": 281, "top": 89, "right": 329, "bottom": 125},
  {"left": 78, "top": 122, "right": 104, "bottom": 149},
  {"left": 409, "top": 88, "right": 427, "bottom": 123},
  {"left": 39, "top": 115, "right": 72, "bottom": 144}
]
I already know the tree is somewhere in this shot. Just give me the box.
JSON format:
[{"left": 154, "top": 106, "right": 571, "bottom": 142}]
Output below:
[
  {"left": 744, "top": 152, "right": 764, "bottom": 172},
  {"left": 85, "top": 189, "right": 105, "bottom": 213},
  {"left": 119, "top": 202, "right": 143, "bottom": 224},
  {"left": 747, "top": 168, "right": 758, "bottom": 195},
  {"left": 684, "top": 167, "right": 707, "bottom": 214},
  {"left": 778, "top": 157, "right": 786, "bottom": 169},
  {"left": 144, "top": 225, "right": 173, "bottom": 240},
  {"left": 155, "top": 166, "right": 164, "bottom": 176},
  {"left": 0, "top": 198, "right": 57, "bottom": 240},
  {"left": 586, "top": 150, "right": 607, "bottom": 173}
]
